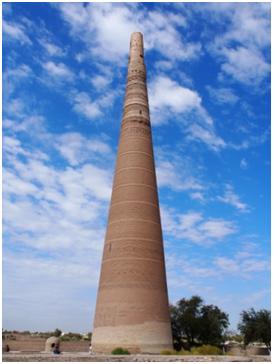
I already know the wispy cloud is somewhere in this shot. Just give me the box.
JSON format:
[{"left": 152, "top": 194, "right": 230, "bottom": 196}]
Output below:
[
  {"left": 40, "top": 39, "right": 66, "bottom": 57},
  {"left": 149, "top": 75, "right": 226, "bottom": 151},
  {"left": 206, "top": 85, "right": 239, "bottom": 105},
  {"left": 214, "top": 256, "right": 269, "bottom": 277},
  {"left": 42, "top": 61, "right": 74, "bottom": 80},
  {"left": 157, "top": 160, "right": 203, "bottom": 192},
  {"left": 161, "top": 208, "right": 236, "bottom": 245},
  {"left": 57, "top": 3, "right": 201, "bottom": 63},
  {"left": 217, "top": 184, "right": 249, "bottom": 212},
  {"left": 204, "top": 3, "right": 270, "bottom": 87},
  {"left": 56, "top": 132, "right": 112, "bottom": 166},
  {"left": 3, "top": 19, "right": 32, "bottom": 45},
  {"left": 240, "top": 158, "right": 248, "bottom": 170}
]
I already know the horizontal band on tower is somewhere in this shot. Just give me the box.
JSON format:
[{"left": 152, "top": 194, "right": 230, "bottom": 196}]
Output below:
[
  {"left": 118, "top": 151, "right": 153, "bottom": 158},
  {"left": 102, "top": 257, "right": 163, "bottom": 263},
  {"left": 112, "top": 183, "right": 157, "bottom": 191},
  {"left": 105, "top": 237, "right": 162, "bottom": 243},
  {"left": 108, "top": 218, "right": 161, "bottom": 226},
  {"left": 115, "top": 166, "right": 155, "bottom": 175},
  {"left": 122, "top": 116, "right": 150, "bottom": 125},
  {"left": 121, "top": 127, "right": 151, "bottom": 138},
  {"left": 110, "top": 200, "right": 159, "bottom": 208}
]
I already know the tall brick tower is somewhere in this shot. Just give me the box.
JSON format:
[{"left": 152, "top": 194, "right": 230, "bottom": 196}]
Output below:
[{"left": 92, "top": 32, "right": 173, "bottom": 354}]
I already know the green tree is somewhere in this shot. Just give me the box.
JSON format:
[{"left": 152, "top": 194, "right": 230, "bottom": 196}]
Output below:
[
  {"left": 199, "top": 305, "right": 229, "bottom": 345},
  {"left": 238, "top": 308, "right": 271, "bottom": 352},
  {"left": 170, "top": 296, "right": 229, "bottom": 349},
  {"left": 53, "top": 328, "right": 62, "bottom": 337},
  {"left": 170, "top": 304, "right": 182, "bottom": 350},
  {"left": 176, "top": 295, "right": 203, "bottom": 347}
]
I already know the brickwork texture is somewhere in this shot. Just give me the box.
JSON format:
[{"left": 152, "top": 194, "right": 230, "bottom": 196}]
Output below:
[{"left": 92, "top": 32, "right": 173, "bottom": 354}]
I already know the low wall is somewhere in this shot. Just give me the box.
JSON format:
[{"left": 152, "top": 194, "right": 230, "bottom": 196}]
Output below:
[{"left": 3, "top": 339, "right": 90, "bottom": 352}]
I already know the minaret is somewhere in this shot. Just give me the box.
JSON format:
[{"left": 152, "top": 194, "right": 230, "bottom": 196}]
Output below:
[{"left": 92, "top": 32, "right": 173, "bottom": 354}]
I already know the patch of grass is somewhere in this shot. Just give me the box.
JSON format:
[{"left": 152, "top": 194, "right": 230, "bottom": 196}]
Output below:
[
  {"left": 190, "top": 345, "right": 222, "bottom": 355},
  {"left": 178, "top": 350, "right": 192, "bottom": 355},
  {"left": 111, "top": 347, "right": 130, "bottom": 355},
  {"left": 160, "top": 350, "right": 177, "bottom": 355}
]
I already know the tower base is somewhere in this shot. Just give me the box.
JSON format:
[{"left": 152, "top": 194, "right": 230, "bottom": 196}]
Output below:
[{"left": 92, "top": 321, "right": 173, "bottom": 354}]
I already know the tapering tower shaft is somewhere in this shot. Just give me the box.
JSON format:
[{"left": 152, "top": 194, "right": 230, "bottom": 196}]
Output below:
[{"left": 92, "top": 32, "right": 173, "bottom": 354}]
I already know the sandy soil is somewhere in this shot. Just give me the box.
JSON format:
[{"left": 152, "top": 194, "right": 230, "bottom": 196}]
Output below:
[
  {"left": 3, "top": 335, "right": 270, "bottom": 362},
  {"left": 2, "top": 353, "right": 271, "bottom": 362}
]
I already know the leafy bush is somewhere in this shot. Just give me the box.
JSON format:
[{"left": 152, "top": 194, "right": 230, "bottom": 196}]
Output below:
[
  {"left": 160, "top": 350, "right": 176, "bottom": 355},
  {"left": 6, "top": 334, "right": 17, "bottom": 341},
  {"left": 111, "top": 347, "right": 130, "bottom": 355},
  {"left": 178, "top": 350, "right": 192, "bottom": 355},
  {"left": 190, "top": 345, "right": 222, "bottom": 355},
  {"left": 53, "top": 328, "right": 62, "bottom": 337},
  {"left": 160, "top": 349, "right": 194, "bottom": 355},
  {"left": 61, "top": 332, "right": 82, "bottom": 341}
]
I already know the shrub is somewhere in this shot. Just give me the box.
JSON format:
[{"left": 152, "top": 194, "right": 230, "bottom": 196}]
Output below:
[
  {"left": 160, "top": 350, "right": 175, "bottom": 355},
  {"left": 53, "top": 328, "right": 62, "bottom": 337},
  {"left": 178, "top": 350, "right": 192, "bottom": 355},
  {"left": 191, "top": 345, "right": 222, "bottom": 355},
  {"left": 111, "top": 347, "right": 130, "bottom": 355}
]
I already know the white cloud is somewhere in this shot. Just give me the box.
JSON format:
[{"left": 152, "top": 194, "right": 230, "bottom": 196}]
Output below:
[
  {"left": 149, "top": 76, "right": 202, "bottom": 117},
  {"left": 206, "top": 3, "right": 270, "bottom": 86},
  {"left": 3, "top": 64, "right": 32, "bottom": 101},
  {"left": 190, "top": 192, "right": 206, "bottom": 203},
  {"left": 72, "top": 92, "right": 102, "bottom": 119},
  {"left": 149, "top": 75, "right": 226, "bottom": 151},
  {"left": 187, "top": 123, "right": 226, "bottom": 151},
  {"left": 199, "top": 219, "right": 236, "bottom": 240},
  {"left": 220, "top": 46, "right": 270, "bottom": 86},
  {"left": 71, "top": 89, "right": 118, "bottom": 121},
  {"left": 155, "top": 147, "right": 205, "bottom": 193},
  {"left": 40, "top": 40, "right": 65, "bottom": 57},
  {"left": 91, "top": 74, "right": 111, "bottom": 89},
  {"left": 161, "top": 208, "right": 236, "bottom": 245},
  {"left": 240, "top": 158, "right": 248, "bottom": 170},
  {"left": 206, "top": 86, "right": 239, "bottom": 105},
  {"left": 214, "top": 255, "right": 269, "bottom": 276},
  {"left": 6, "top": 98, "right": 26, "bottom": 118},
  {"left": 217, "top": 184, "right": 249, "bottom": 212},
  {"left": 156, "top": 160, "right": 203, "bottom": 192},
  {"left": 43, "top": 61, "right": 74, "bottom": 80},
  {"left": 179, "top": 212, "right": 203, "bottom": 230},
  {"left": 3, "top": 19, "right": 32, "bottom": 45},
  {"left": 57, "top": 3, "right": 201, "bottom": 63},
  {"left": 3, "top": 112, "right": 114, "bottom": 249},
  {"left": 3, "top": 107, "right": 115, "bottom": 331},
  {"left": 56, "top": 132, "right": 112, "bottom": 166}
]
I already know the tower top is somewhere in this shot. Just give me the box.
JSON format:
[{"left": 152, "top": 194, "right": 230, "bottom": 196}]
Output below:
[{"left": 129, "top": 32, "right": 144, "bottom": 63}]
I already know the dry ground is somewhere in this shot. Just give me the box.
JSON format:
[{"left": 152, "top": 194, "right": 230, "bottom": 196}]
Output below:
[
  {"left": 2, "top": 353, "right": 271, "bottom": 362},
  {"left": 3, "top": 335, "right": 270, "bottom": 362}
]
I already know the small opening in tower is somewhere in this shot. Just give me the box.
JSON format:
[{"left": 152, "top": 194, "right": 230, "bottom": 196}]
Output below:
[
  {"left": 140, "top": 54, "right": 143, "bottom": 58},
  {"left": 139, "top": 110, "right": 142, "bottom": 115}
]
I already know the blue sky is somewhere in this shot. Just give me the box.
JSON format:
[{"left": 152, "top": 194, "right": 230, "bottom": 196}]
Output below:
[{"left": 3, "top": 2, "right": 270, "bottom": 333}]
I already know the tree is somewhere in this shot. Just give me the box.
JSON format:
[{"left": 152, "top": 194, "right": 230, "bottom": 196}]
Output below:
[
  {"left": 238, "top": 308, "right": 271, "bottom": 352},
  {"left": 224, "top": 330, "right": 243, "bottom": 343},
  {"left": 170, "top": 296, "right": 229, "bottom": 349},
  {"left": 170, "top": 304, "right": 182, "bottom": 351},
  {"left": 53, "top": 328, "right": 62, "bottom": 337},
  {"left": 199, "top": 305, "right": 229, "bottom": 345},
  {"left": 176, "top": 295, "right": 203, "bottom": 347}
]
